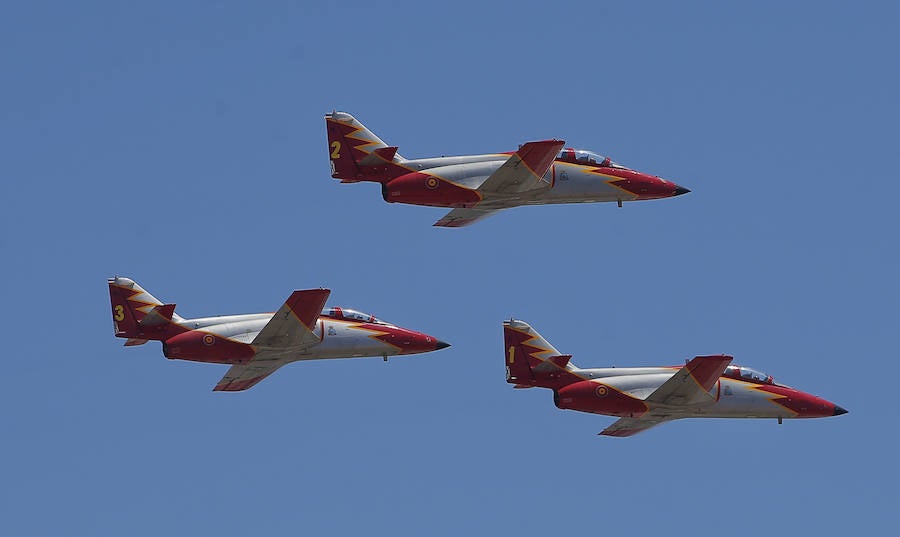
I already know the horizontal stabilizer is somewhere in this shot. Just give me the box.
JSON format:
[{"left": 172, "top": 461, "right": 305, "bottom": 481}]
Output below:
[
  {"left": 139, "top": 304, "right": 177, "bottom": 327},
  {"left": 600, "top": 416, "right": 673, "bottom": 437},
  {"left": 433, "top": 207, "right": 501, "bottom": 227},
  {"left": 533, "top": 354, "right": 573, "bottom": 373},
  {"left": 358, "top": 146, "right": 399, "bottom": 166}
]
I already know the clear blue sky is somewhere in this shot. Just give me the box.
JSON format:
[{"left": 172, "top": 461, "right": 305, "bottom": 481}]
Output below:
[{"left": 2, "top": 1, "right": 897, "bottom": 534}]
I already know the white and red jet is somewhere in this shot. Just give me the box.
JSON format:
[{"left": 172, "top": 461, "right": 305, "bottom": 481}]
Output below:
[
  {"left": 109, "top": 277, "right": 449, "bottom": 391},
  {"left": 504, "top": 320, "right": 847, "bottom": 436},
  {"left": 326, "top": 111, "right": 690, "bottom": 227}
]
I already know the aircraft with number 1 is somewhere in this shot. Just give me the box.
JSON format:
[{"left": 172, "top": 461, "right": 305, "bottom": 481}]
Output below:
[
  {"left": 504, "top": 319, "right": 847, "bottom": 436},
  {"left": 325, "top": 111, "right": 690, "bottom": 227},
  {"left": 108, "top": 277, "right": 449, "bottom": 391}
]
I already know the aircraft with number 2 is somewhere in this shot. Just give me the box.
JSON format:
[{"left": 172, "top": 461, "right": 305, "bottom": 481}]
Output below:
[
  {"left": 325, "top": 111, "right": 690, "bottom": 227},
  {"left": 108, "top": 277, "right": 450, "bottom": 391},
  {"left": 503, "top": 319, "right": 847, "bottom": 436}
]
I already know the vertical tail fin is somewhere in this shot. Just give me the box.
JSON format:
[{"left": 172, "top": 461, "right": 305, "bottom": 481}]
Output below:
[
  {"left": 503, "top": 319, "right": 577, "bottom": 388},
  {"left": 325, "top": 111, "right": 407, "bottom": 183},
  {"left": 108, "top": 277, "right": 181, "bottom": 343}
]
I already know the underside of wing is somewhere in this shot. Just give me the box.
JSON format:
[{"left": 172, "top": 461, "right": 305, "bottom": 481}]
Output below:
[
  {"left": 251, "top": 289, "right": 330, "bottom": 349},
  {"left": 433, "top": 207, "right": 501, "bottom": 227},
  {"left": 478, "top": 139, "right": 565, "bottom": 195},
  {"left": 645, "top": 355, "right": 733, "bottom": 406},
  {"left": 600, "top": 416, "right": 674, "bottom": 437},
  {"left": 213, "top": 359, "right": 289, "bottom": 392}
]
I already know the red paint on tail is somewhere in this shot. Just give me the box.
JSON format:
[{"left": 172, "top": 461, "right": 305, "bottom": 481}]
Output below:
[
  {"left": 108, "top": 277, "right": 184, "bottom": 342},
  {"left": 325, "top": 112, "right": 409, "bottom": 183}
]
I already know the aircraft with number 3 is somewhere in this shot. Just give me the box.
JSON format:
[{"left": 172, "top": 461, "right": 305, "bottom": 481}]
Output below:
[
  {"left": 108, "top": 277, "right": 449, "bottom": 391},
  {"left": 504, "top": 319, "right": 847, "bottom": 436},
  {"left": 325, "top": 111, "right": 690, "bottom": 227}
]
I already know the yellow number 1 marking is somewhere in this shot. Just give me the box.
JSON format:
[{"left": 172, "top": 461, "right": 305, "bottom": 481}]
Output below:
[
  {"left": 330, "top": 141, "right": 341, "bottom": 159},
  {"left": 114, "top": 304, "right": 125, "bottom": 321},
  {"left": 507, "top": 346, "right": 515, "bottom": 364}
]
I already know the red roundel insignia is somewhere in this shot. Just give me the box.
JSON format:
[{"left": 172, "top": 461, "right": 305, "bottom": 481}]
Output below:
[
  {"left": 202, "top": 334, "right": 215, "bottom": 346},
  {"left": 595, "top": 385, "right": 608, "bottom": 397},
  {"left": 425, "top": 176, "right": 439, "bottom": 189}
]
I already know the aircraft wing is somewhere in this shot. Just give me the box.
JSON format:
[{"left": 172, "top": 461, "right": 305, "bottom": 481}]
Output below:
[
  {"left": 433, "top": 207, "right": 502, "bottom": 227},
  {"left": 251, "top": 289, "right": 330, "bottom": 349},
  {"left": 477, "top": 139, "right": 565, "bottom": 195},
  {"left": 600, "top": 416, "right": 674, "bottom": 437},
  {"left": 599, "top": 356, "right": 732, "bottom": 436},
  {"left": 645, "top": 355, "right": 733, "bottom": 406},
  {"left": 213, "top": 359, "right": 289, "bottom": 392}
]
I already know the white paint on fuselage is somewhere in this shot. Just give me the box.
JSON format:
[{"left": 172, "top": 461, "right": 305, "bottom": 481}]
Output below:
[
  {"left": 573, "top": 366, "right": 794, "bottom": 419},
  {"left": 402, "top": 155, "right": 628, "bottom": 207},
  {"left": 175, "top": 314, "right": 407, "bottom": 362},
  {"left": 402, "top": 154, "right": 505, "bottom": 171}
]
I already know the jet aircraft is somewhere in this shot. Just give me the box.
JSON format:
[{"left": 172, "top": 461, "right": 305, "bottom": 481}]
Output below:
[
  {"left": 108, "top": 277, "right": 449, "bottom": 391},
  {"left": 325, "top": 111, "right": 690, "bottom": 227},
  {"left": 504, "top": 319, "right": 847, "bottom": 436}
]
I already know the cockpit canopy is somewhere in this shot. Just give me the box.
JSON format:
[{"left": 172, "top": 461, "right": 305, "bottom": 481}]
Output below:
[
  {"left": 556, "top": 148, "right": 624, "bottom": 168},
  {"left": 322, "top": 307, "right": 387, "bottom": 324},
  {"left": 723, "top": 365, "right": 774, "bottom": 385}
]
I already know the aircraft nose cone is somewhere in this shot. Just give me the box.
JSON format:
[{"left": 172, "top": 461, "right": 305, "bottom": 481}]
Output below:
[
  {"left": 435, "top": 340, "right": 451, "bottom": 350},
  {"left": 674, "top": 185, "right": 691, "bottom": 196},
  {"left": 833, "top": 405, "right": 849, "bottom": 416}
]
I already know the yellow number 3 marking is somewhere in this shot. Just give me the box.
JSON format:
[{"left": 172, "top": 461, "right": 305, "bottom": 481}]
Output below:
[
  {"left": 330, "top": 141, "right": 341, "bottom": 160},
  {"left": 114, "top": 305, "right": 125, "bottom": 321}
]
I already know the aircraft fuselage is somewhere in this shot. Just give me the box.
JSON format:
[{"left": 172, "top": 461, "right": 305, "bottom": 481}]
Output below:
[
  {"left": 161, "top": 313, "right": 443, "bottom": 365},
  {"left": 384, "top": 154, "right": 684, "bottom": 209},
  {"left": 554, "top": 366, "right": 841, "bottom": 420}
]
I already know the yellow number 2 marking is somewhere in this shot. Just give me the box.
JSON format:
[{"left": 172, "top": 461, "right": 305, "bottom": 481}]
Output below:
[
  {"left": 114, "top": 304, "right": 125, "bottom": 322},
  {"left": 330, "top": 141, "right": 341, "bottom": 160}
]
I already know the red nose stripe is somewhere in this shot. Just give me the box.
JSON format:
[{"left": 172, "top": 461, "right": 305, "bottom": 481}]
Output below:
[{"left": 756, "top": 385, "right": 841, "bottom": 418}]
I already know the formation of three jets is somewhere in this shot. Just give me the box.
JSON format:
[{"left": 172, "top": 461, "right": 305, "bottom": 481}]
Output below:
[{"left": 109, "top": 112, "right": 846, "bottom": 435}]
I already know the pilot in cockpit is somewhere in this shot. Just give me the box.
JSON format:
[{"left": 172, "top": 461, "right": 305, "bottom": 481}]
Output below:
[
  {"left": 724, "top": 365, "right": 774, "bottom": 385},
  {"left": 557, "top": 148, "right": 613, "bottom": 167},
  {"left": 323, "top": 307, "right": 390, "bottom": 325}
]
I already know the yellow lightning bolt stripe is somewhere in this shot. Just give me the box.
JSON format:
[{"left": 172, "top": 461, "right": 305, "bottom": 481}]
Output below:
[
  {"left": 343, "top": 124, "right": 385, "bottom": 154},
  {"left": 334, "top": 115, "right": 497, "bottom": 178},
  {"left": 749, "top": 383, "right": 800, "bottom": 416},
  {"left": 604, "top": 180, "right": 640, "bottom": 199},
  {"left": 331, "top": 116, "right": 498, "bottom": 201},
  {"left": 729, "top": 379, "right": 800, "bottom": 417},
  {"left": 507, "top": 325, "right": 649, "bottom": 418},
  {"left": 508, "top": 325, "right": 556, "bottom": 361},
  {"left": 577, "top": 165, "right": 641, "bottom": 199},
  {"left": 328, "top": 318, "right": 402, "bottom": 351},
  {"left": 507, "top": 325, "right": 596, "bottom": 382},
  {"left": 118, "top": 284, "right": 159, "bottom": 315}
]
